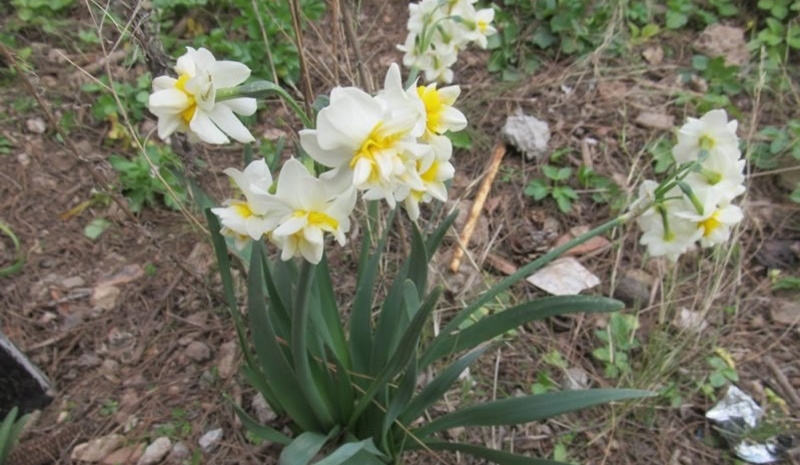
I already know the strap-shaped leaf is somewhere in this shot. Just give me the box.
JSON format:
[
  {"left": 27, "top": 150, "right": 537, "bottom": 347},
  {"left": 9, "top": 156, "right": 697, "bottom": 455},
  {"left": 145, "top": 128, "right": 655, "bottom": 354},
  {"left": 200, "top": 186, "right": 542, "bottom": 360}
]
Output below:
[
  {"left": 413, "top": 389, "right": 652, "bottom": 437},
  {"left": 400, "top": 345, "right": 489, "bottom": 425},
  {"left": 279, "top": 429, "right": 338, "bottom": 465},
  {"left": 411, "top": 441, "right": 570, "bottom": 465},
  {"left": 227, "top": 396, "right": 291, "bottom": 446},
  {"left": 406, "top": 221, "right": 429, "bottom": 301},
  {"left": 421, "top": 295, "right": 624, "bottom": 368},
  {"left": 438, "top": 218, "right": 624, "bottom": 343},
  {"left": 424, "top": 209, "right": 458, "bottom": 258},
  {"left": 349, "top": 209, "right": 397, "bottom": 374},
  {"left": 312, "top": 438, "right": 386, "bottom": 465},
  {"left": 247, "top": 244, "right": 321, "bottom": 432},
  {"left": 0, "top": 407, "right": 26, "bottom": 464},
  {"left": 381, "top": 356, "right": 418, "bottom": 439},
  {"left": 349, "top": 282, "right": 442, "bottom": 428},
  {"left": 313, "top": 254, "right": 351, "bottom": 368},
  {"left": 369, "top": 265, "right": 419, "bottom": 373}
]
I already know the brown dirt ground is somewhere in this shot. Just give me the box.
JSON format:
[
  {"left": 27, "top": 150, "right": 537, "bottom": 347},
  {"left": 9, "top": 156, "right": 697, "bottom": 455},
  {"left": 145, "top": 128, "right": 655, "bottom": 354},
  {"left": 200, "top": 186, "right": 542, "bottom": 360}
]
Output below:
[{"left": 1, "top": 1, "right": 799, "bottom": 464}]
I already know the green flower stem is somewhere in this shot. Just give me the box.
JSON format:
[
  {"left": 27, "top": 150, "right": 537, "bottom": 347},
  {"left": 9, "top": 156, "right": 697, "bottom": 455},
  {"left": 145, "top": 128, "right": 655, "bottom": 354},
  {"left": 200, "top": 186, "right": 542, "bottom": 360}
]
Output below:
[
  {"left": 433, "top": 213, "right": 633, "bottom": 349},
  {"left": 292, "top": 260, "right": 335, "bottom": 427},
  {"left": 217, "top": 81, "right": 314, "bottom": 129},
  {"left": 0, "top": 221, "right": 24, "bottom": 277}
]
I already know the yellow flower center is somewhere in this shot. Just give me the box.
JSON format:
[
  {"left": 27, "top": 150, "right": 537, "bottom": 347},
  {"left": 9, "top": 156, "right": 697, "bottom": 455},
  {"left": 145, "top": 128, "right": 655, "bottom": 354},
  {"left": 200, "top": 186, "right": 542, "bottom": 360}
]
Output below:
[
  {"left": 417, "top": 85, "right": 443, "bottom": 135},
  {"left": 698, "top": 134, "right": 715, "bottom": 151},
  {"left": 351, "top": 122, "right": 403, "bottom": 181},
  {"left": 700, "top": 211, "right": 722, "bottom": 237},
  {"left": 478, "top": 20, "right": 489, "bottom": 33},
  {"left": 294, "top": 210, "right": 339, "bottom": 231},
  {"left": 419, "top": 159, "right": 440, "bottom": 184},
  {"left": 231, "top": 200, "right": 253, "bottom": 218},
  {"left": 175, "top": 74, "right": 197, "bottom": 125}
]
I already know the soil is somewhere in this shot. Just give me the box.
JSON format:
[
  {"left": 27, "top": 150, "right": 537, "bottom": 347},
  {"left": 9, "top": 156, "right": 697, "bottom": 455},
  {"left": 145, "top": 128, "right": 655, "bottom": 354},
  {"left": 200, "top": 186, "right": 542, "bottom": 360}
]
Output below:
[{"left": 1, "top": 1, "right": 799, "bottom": 464}]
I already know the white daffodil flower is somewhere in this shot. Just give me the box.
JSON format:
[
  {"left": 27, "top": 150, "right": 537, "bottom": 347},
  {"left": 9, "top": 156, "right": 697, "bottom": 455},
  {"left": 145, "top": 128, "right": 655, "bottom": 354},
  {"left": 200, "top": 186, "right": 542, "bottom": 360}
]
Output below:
[
  {"left": 672, "top": 109, "right": 739, "bottom": 164},
  {"left": 674, "top": 189, "right": 744, "bottom": 248},
  {"left": 211, "top": 158, "right": 278, "bottom": 249},
  {"left": 416, "top": 81, "right": 467, "bottom": 140},
  {"left": 269, "top": 159, "right": 356, "bottom": 264},
  {"left": 638, "top": 207, "right": 703, "bottom": 262},
  {"left": 684, "top": 154, "right": 746, "bottom": 202},
  {"left": 401, "top": 135, "right": 455, "bottom": 221},
  {"left": 299, "top": 81, "right": 429, "bottom": 206},
  {"left": 148, "top": 47, "right": 256, "bottom": 144}
]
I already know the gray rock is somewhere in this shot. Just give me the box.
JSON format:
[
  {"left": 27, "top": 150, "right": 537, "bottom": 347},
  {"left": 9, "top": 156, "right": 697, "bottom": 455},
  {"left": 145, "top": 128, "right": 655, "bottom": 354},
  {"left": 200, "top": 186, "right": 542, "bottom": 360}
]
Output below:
[
  {"left": 137, "top": 437, "right": 171, "bottom": 465},
  {"left": 198, "top": 428, "right": 223, "bottom": 453},
  {"left": 502, "top": 110, "right": 550, "bottom": 160}
]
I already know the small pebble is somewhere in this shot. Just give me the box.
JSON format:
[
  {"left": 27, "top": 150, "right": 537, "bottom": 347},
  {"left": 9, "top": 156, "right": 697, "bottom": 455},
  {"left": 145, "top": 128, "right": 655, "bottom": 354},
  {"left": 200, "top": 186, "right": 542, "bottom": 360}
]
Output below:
[{"left": 198, "top": 428, "right": 223, "bottom": 453}]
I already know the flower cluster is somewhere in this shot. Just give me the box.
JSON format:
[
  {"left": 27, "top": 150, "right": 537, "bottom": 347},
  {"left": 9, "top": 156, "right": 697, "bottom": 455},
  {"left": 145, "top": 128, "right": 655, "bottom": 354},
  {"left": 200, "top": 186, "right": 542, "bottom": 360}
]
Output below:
[
  {"left": 211, "top": 63, "right": 467, "bottom": 263},
  {"left": 635, "top": 110, "right": 746, "bottom": 261},
  {"left": 148, "top": 47, "right": 257, "bottom": 144},
  {"left": 398, "top": 0, "right": 497, "bottom": 83}
]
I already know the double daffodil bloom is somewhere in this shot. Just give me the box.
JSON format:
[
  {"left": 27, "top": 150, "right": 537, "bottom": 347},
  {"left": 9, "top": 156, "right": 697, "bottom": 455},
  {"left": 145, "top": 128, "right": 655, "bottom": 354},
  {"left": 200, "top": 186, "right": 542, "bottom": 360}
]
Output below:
[
  {"left": 672, "top": 109, "right": 739, "bottom": 164},
  {"left": 269, "top": 159, "right": 357, "bottom": 264},
  {"left": 211, "top": 158, "right": 278, "bottom": 249},
  {"left": 148, "top": 47, "right": 256, "bottom": 144}
]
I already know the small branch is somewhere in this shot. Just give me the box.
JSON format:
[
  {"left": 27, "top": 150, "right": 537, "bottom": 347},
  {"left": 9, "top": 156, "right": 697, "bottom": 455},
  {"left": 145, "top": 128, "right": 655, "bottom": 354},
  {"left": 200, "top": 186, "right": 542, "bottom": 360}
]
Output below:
[
  {"left": 289, "top": 0, "right": 314, "bottom": 118},
  {"left": 450, "top": 142, "right": 506, "bottom": 272},
  {"left": 764, "top": 355, "right": 800, "bottom": 409},
  {"left": 340, "top": 0, "right": 372, "bottom": 92}
]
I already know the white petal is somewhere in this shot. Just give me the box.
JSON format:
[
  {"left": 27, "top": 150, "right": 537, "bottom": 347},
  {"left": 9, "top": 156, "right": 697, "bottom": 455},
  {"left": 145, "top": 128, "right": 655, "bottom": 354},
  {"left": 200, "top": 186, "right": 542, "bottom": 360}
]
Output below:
[
  {"left": 212, "top": 61, "right": 252, "bottom": 88},
  {"left": 149, "top": 89, "right": 190, "bottom": 113},
  {"left": 223, "top": 97, "right": 257, "bottom": 116},
  {"left": 299, "top": 129, "right": 348, "bottom": 168},
  {"left": 153, "top": 76, "right": 177, "bottom": 91},
  {"left": 209, "top": 104, "right": 255, "bottom": 143},
  {"left": 274, "top": 215, "right": 307, "bottom": 237},
  {"left": 190, "top": 112, "right": 230, "bottom": 144},
  {"left": 156, "top": 114, "right": 183, "bottom": 139}
]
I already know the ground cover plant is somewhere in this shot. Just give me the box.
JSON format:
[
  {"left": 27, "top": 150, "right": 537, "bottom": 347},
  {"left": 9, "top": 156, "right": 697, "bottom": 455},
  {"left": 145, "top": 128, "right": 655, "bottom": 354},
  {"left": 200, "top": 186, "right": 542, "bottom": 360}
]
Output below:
[{"left": 0, "top": 0, "right": 799, "bottom": 464}]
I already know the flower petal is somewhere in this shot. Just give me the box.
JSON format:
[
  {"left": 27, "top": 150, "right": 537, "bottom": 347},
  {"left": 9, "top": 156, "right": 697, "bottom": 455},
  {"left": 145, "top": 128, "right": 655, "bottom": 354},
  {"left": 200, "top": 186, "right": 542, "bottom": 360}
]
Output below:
[
  {"left": 190, "top": 112, "right": 230, "bottom": 144},
  {"left": 209, "top": 104, "right": 255, "bottom": 143}
]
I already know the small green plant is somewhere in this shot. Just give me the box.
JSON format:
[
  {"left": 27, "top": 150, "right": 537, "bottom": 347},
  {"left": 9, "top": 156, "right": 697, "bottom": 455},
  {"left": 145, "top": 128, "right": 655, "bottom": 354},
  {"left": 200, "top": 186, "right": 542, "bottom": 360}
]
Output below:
[
  {"left": 592, "top": 313, "right": 640, "bottom": 379},
  {"left": 9, "top": 0, "right": 75, "bottom": 33},
  {"left": 751, "top": 119, "right": 800, "bottom": 203},
  {"left": 0, "top": 407, "right": 29, "bottom": 465},
  {"left": 109, "top": 144, "right": 188, "bottom": 213},
  {"left": 154, "top": 0, "right": 325, "bottom": 84},
  {"left": 154, "top": 408, "right": 193, "bottom": 439},
  {"left": 699, "top": 354, "right": 739, "bottom": 399},
  {"left": 525, "top": 165, "right": 579, "bottom": 213},
  {"left": 576, "top": 165, "right": 623, "bottom": 209},
  {"left": 662, "top": 0, "right": 737, "bottom": 30},
  {"left": 753, "top": 0, "right": 800, "bottom": 61},
  {"left": 99, "top": 399, "right": 119, "bottom": 416},
  {"left": 81, "top": 73, "right": 152, "bottom": 128}
]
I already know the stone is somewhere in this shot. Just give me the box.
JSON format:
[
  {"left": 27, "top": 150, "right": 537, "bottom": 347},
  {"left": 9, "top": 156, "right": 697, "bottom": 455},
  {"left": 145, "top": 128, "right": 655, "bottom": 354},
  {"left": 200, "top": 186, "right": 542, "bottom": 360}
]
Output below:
[
  {"left": 502, "top": 110, "right": 550, "bottom": 160},
  {"left": 198, "top": 428, "right": 223, "bottom": 453},
  {"left": 251, "top": 393, "right": 277, "bottom": 424},
  {"left": 71, "top": 434, "right": 125, "bottom": 462},
  {"left": 61, "top": 276, "right": 86, "bottom": 289},
  {"left": 184, "top": 341, "right": 212, "bottom": 363},
  {"left": 216, "top": 341, "right": 238, "bottom": 379},
  {"left": 25, "top": 117, "right": 46, "bottom": 134},
  {"left": 770, "top": 300, "right": 800, "bottom": 327},
  {"left": 613, "top": 269, "right": 654, "bottom": 306},
  {"left": 92, "top": 285, "right": 121, "bottom": 311},
  {"left": 168, "top": 442, "right": 190, "bottom": 462},
  {"left": 102, "top": 443, "right": 145, "bottom": 465},
  {"left": 693, "top": 24, "right": 748, "bottom": 66},
  {"left": 635, "top": 112, "right": 675, "bottom": 130},
  {"left": 137, "top": 437, "right": 171, "bottom": 465}
]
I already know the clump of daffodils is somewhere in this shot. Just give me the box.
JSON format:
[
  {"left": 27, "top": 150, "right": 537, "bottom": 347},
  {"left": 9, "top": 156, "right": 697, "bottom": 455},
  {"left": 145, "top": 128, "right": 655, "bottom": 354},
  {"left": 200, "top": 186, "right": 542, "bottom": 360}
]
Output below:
[
  {"left": 634, "top": 109, "right": 746, "bottom": 261},
  {"left": 148, "top": 47, "right": 257, "bottom": 144},
  {"left": 211, "top": 63, "right": 467, "bottom": 264},
  {"left": 398, "top": 0, "right": 497, "bottom": 83}
]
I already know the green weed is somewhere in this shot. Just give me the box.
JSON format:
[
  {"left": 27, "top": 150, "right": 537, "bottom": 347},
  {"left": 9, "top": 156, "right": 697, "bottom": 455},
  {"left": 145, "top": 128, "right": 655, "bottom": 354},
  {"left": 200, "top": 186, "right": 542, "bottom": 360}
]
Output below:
[{"left": 109, "top": 144, "right": 188, "bottom": 213}]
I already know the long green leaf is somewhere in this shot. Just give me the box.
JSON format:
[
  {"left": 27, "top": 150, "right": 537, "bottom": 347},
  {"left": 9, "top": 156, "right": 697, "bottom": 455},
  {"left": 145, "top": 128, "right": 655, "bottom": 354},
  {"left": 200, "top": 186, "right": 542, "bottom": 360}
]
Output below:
[
  {"left": 370, "top": 266, "right": 418, "bottom": 373},
  {"left": 424, "top": 209, "right": 458, "bottom": 257},
  {"left": 381, "top": 355, "right": 418, "bottom": 439},
  {"left": 407, "top": 221, "right": 429, "bottom": 300},
  {"left": 421, "top": 295, "right": 624, "bottom": 368},
  {"left": 349, "top": 209, "right": 397, "bottom": 374},
  {"left": 411, "top": 441, "right": 570, "bottom": 465},
  {"left": 279, "top": 430, "right": 337, "bottom": 465},
  {"left": 400, "top": 345, "right": 489, "bottom": 425},
  {"left": 438, "top": 217, "right": 624, "bottom": 345},
  {"left": 228, "top": 397, "right": 291, "bottom": 446},
  {"left": 0, "top": 407, "right": 19, "bottom": 463},
  {"left": 312, "top": 438, "right": 386, "bottom": 465},
  {"left": 413, "top": 389, "right": 653, "bottom": 437},
  {"left": 247, "top": 244, "right": 321, "bottom": 432},
  {"left": 313, "top": 254, "right": 351, "bottom": 368},
  {"left": 348, "top": 283, "right": 442, "bottom": 429}
]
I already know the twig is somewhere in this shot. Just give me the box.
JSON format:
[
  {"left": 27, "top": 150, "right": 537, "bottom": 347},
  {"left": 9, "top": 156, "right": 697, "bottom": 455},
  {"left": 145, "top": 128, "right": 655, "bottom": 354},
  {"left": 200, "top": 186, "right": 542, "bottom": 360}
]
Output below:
[
  {"left": 450, "top": 142, "right": 507, "bottom": 272},
  {"left": 289, "top": 0, "right": 314, "bottom": 117},
  {"left": 339, "top": 0, "right": 372, "bottom": 92},
  {"left": 764, "top": 355, "right": 800, "bottom": 409}
]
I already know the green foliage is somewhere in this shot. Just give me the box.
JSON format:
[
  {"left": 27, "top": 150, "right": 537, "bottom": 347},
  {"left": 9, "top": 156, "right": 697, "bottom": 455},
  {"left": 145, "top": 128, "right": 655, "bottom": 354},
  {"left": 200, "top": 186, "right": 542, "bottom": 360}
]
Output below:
[
  {"left": 0, "top": 407, "right": 30, "bottom": 465},
  {"left": 699, "top": 355, "right": 739, "bottom": 399},
  {"left": 592, "top": 313, "right": 640, "bottom": 379},
  {"left": 524, "top": 165, "right": 579, "bottom": 213},
  {"left": 154, "top": 0, "right": 326, "bottom": 84},
  {"left": 81, "top": 73, "right": 152, "bottom": 124},
  {"left": 488, "top": 0, "right": 616, "bottom": 78},
  {"left": 9, "top": 0, "right": 75, "bottom": 33},
  {"left": 750, "top": 119, "right": 800, "bottom": 203},
  {"left": 662, "top": 0, "right": 737, "bottom": 30},
  {"left": 109, "top": 145, "right": 187, "bottom": 213},
  {"left": 207, "top": 200, "right": 650, "bottom": 464}
]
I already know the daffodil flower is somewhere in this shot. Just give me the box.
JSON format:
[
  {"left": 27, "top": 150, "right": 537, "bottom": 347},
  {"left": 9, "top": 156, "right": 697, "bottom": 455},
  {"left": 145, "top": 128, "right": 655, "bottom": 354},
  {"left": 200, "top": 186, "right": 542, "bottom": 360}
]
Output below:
[
  {"left": 416, "top": 81, "right": 467, "bottom": 139},
  {"left": 211, "top": 158, "right": 279, "bottom": 249},
  {"left": 148, "top": 47, "right": 256, "bottom": 144},
  {"left": 400, "top": 135, "right": 455, "bottom": 221},
  {"left": 672, "top": 109, "right": 739, "bottom": 164},
  {"left": 674, "top": 189, "right": 744, "bottom": 248},
  {"left": 269, "top": 159, "right": 356, "bottom": 264}
]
